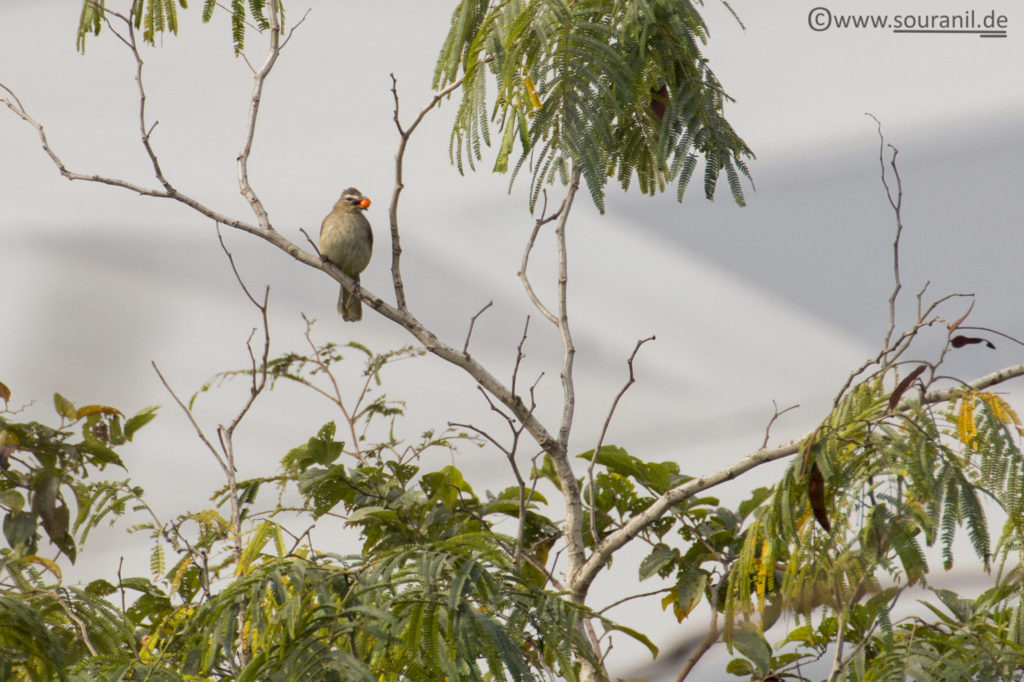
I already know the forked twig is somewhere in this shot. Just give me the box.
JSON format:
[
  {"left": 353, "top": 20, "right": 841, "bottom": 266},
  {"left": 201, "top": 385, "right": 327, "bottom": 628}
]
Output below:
[{"left": 587, "top": 335, "right": 655, "bottom": 545}]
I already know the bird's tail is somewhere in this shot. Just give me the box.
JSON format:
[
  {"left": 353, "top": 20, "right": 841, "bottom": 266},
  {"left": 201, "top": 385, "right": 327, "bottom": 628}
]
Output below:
[{"left": 338, "top": 282, "right": 362, "bottom": 322}]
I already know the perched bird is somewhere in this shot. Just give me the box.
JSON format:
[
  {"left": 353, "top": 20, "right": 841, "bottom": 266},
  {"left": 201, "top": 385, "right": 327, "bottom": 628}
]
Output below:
[{"left": 319, "top": 187, "right": 373, "bottom": 321}]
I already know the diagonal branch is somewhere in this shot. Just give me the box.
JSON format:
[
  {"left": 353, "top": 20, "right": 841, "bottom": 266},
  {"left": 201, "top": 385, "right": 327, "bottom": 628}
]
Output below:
[{"left": 571, "top": 361, "right": 1024, "bottom": 597}]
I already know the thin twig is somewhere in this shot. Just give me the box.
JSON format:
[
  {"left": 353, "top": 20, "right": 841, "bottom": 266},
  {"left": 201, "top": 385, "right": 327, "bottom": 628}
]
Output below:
[
  {"left": 587, "top": 336, "right": 655, "bottom": 545},
  {"left": 868, "top": 114, "right": 904, "bottom": 358},
  {"left": 152, "top": 363, "right": 230, "bottom": 476},
  {"left": 100, "top": 9, "right": 174, "bottom": 193},
  {"left": 463, "top": 301, "right": 493, "bottom": 355},
  {"left": 510, "top": 316, "right": 532, "bottom": 406},
  {"left": 518, "top": 190, "right": 561, "bottom": 325},
  {"left": 597, "top": 587, "right": 672, "bottom": 615},
  {"left": 236, "top": 0, "right": 282, "bottom": 231},
  {"left": 762, "top": 400, "right": 800, "bottom": 449},
  {"left": 389, "top": 73, "right": 465, "bottom": 310},
  {"left": 279, "top": 8, "right": 312, "bottom": 50},
  {"left": 299, "top": 316, "right": 367, "bottom": 465}
]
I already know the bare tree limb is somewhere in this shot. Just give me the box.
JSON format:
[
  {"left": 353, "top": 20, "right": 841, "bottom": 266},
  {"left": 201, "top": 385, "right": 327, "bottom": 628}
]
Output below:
[{"left": 389, "top": 74, "right": 464, "bottom": 310}]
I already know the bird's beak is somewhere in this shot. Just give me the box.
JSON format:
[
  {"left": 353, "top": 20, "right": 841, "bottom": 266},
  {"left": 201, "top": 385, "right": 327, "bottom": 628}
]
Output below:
[{"left": 359, "top": 197, "right": 371, "bottom": 210}]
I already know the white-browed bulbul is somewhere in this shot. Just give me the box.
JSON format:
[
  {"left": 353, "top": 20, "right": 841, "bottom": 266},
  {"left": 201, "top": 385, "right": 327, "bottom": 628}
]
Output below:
[{"left": 319, "top": 187, "right": 372, "bottom": 321}]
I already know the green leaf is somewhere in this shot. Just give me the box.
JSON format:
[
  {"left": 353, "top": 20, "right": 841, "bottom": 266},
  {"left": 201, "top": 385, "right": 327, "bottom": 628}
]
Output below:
[
  {"left": 731, "top": 625, "right": 772, "bottom": 676},
  {"left": 3, "top": 510, "right": 37, "bottom": 547},
  {"left": 307, "top": 422, "right": 344, "bottom": 466},
  {"left": 493, "top": 117, "right": 517, "bottom": 173},
  {"left": 577, "top": 445, "right": 675, "bottom": 492},
  {"left": 602, "top": 620, "right": 659, "bottom": 657},
  {"left": 81, "top": 435, "right": 125, "bottom": 468},
  {"left": 85, "top": 579, "right": 118, "bottom": 596},
  {"left": 0, "top": 489, "right": 26, "bottom": 512},
  {"left": 54, "top": 392, "right": 77, "bottom": 420},
  {"left": 725, "top": 658, "right": 754, "bottom": 676},
  {"left": 673, "top": 569, "right": 707, "bottom": 620},
  {"left": 421, "top": 465, "right": 472, "bottom": 508},
  {"left": 639, "top": 545, "right": 678, "bottom": 580},
  {"left": 124, "top": 405, "right": 159, "bottom": 440}
]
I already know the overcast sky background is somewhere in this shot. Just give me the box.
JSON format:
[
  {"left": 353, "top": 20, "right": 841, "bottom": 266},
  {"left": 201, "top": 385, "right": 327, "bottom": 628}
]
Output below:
[{"left": 2, "top": 1, "right": 1023, "bottom": 679}]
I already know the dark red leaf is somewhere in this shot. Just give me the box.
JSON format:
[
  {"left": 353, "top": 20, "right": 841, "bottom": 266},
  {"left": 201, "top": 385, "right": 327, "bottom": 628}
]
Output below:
[
  {"left": 951, "top": 335, "right": 995, "bottom": 349},
  {"left": 947, "top": 301, "right": 974, "bottom": 333},
  {"left": 889, "top": 364, "right": 927, "bottom": 411},
  {"left": 808, "top": 462, "right": 830, "bottom": 532},
  {"left": 649, "top": 84, "right": 669, "bottom": 121}
]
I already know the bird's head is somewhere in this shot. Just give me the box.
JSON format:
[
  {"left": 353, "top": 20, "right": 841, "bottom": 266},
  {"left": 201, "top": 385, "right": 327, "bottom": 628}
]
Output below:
[{"left": 339, "top": 187, "right": 371, "bottom": 211}]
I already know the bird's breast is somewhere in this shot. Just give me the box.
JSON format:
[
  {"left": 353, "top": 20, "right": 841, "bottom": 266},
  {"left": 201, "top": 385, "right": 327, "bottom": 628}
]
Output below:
[{"left": 320, "top": 213, "right": 372, "bottom": 276}]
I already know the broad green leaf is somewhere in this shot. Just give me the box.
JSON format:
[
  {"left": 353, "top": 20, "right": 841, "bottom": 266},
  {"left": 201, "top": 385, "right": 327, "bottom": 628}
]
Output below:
[
  {"left": 730, "top": 625, "right": 771, "bottom": 676},
  {"left": 639, "top": 545, "right": 678, "bottom": 580},
  {"left": 671, "top": 569, "right": 707, "bottom": 621},
  {"left": 0, "top": 489, "right": 26, "bottom": 512},
  {"left": 124, "top": 405, "right": 159, "bottom": 440},
  {"left": 3, "top": 510, "right": 37, "bottom": 547},
  {"left": 54, "top": 392, "right": 77, "bottom": 419}
]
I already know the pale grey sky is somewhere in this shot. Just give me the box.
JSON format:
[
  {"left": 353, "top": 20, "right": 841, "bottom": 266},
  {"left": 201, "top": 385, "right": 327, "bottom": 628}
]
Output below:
[{"left": 2, "top": 2, "right": 1022, "bottom": 679}]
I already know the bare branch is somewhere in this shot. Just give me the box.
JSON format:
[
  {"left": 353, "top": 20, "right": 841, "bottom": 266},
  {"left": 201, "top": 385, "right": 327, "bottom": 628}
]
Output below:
[
  {"left": 87, "top": 9, "right": 172, "bottom": 195},
  {"left": 236, "top": 0, "right": 282, "bottom": 231},
  {"left": 762, "top": 400, "right": 800, "bottom": 449},
  {"left": 389, "top": 74, "right": 465, "bottom": 310},
  {"left": 597, "top": 587, "right": 672, "bottom": 615},
  {"left": 868, "top": 114, "right": 905, "bottom": 357},
  {"left": 299, "top": 317, "right": 367, "bottom": 465},
  {"left": 279, "top": 8, "right": 312, "bottom": 50},
  {"left": 298, "top": 227, "right": 321, "bottom": 255},
  {"left": 518, "top": 190, "right": 561, "bottom": 325},
  {"left": 462, "top": 300, "right": 493, "bottom": 355},
  {"left": 152, "top": 362, "right": 231, "bottom": 477},
  {"left": 510, "top": 316, "right": 531, "bottom": 400},
  {"left": 587, "top": 335, "right": 655, "bottom": 545}
]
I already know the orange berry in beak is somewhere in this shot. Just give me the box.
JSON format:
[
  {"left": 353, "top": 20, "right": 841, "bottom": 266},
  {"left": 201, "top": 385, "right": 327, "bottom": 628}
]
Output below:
[{"left": 359, "top": 197, "right": 371, "bottom": 209}]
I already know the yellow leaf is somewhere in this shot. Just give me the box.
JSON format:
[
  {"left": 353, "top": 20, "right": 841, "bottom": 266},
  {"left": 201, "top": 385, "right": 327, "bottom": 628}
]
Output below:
[
  {"left": 981, "top": 392, "right": 1024, "bottom": 436},
  {"left": 75, "top": 404, "right": 124, "bottom": 419},
  {"left": 524, "top": 75, "right": 542, "bottom": 109},
  {"left": 0, "top": 380, "right": 10, "bottom": 403},
  {"left": 956, "top": 392, "right": 978, "bottom": 447},
  {"left": 21, "top": 555, "right": 62, "bottom": 581}
]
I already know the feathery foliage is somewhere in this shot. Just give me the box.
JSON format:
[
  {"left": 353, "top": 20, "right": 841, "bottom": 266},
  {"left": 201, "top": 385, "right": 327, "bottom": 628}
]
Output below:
[
  {"left": 434, "top": 0, "right": 754, "bottom": 211},
  {"left": 76, "top": 0, "right": 283, "bottom": 55}
]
